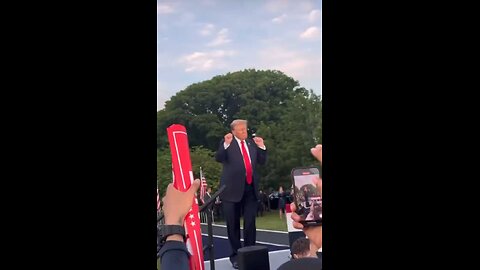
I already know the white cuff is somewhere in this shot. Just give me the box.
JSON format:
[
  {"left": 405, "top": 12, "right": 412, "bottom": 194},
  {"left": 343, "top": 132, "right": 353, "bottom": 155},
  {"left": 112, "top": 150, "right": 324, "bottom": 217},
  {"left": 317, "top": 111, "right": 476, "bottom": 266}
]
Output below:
[{"left": 224, "top": 143, "right": 230, "bottom": 149}]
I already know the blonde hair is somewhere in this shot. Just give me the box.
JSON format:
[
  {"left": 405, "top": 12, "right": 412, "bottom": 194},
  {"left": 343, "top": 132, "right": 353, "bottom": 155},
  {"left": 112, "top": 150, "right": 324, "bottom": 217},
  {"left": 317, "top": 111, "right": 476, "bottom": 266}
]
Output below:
[{"left": 230, "top": 119, "right": 248, "bottom": 130}]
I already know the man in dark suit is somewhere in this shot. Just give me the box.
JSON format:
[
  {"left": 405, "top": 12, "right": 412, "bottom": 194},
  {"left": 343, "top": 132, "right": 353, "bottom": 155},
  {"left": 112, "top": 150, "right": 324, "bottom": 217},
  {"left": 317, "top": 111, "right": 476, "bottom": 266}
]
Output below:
[
  {"left": 257, "top": 190, "right": 267, "bottom": 217},
  {"left": 205, "top": 187, "right": 212, "bottom": 204},
  {"left": 204, "top": 187, "right": 214, "bottom": 221},
  {"left": 215, "top": 119, "right": 267, "bottom": 269}
]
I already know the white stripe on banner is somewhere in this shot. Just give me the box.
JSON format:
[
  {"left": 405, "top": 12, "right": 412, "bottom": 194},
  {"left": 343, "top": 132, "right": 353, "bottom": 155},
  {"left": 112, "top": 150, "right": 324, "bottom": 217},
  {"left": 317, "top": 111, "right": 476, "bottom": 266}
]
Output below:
[
  {"left": 172, "top": 131, "right": 187, "bottom": 189},
  {"left": 185, "top": 223, "right": 193, "bottom": 255},
  {"left": 194, "top": 230, "right": 204, "bottom": 270}
]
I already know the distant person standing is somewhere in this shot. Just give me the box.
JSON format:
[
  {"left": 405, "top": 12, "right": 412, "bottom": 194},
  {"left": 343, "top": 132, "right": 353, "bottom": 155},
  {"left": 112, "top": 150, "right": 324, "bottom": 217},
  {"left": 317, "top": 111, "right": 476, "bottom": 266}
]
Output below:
[
  {"left": 205, "top": 187, "right": 212, "bottom": 207},
  {"left": 258, "top": 190, "right": 268, "bottom": 216},
  {"left": 278, "top": 186, "right": 286, "bottom": 220},
  {"left": 214, "top": 195, "right": 223, "bottom": 222}
]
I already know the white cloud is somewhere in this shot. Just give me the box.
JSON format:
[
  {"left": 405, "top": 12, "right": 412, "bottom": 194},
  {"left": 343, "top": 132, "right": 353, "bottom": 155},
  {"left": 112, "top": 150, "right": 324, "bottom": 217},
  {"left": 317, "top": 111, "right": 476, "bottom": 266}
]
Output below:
[
  {"left": 298, "top": 1, "right": 316, "bottom": 13},
  {"left": 300, "top": 26, "right": 321, "bottom": 39},
  {"left": 308, "top": 9, "right": 321, "bottom": 22},
  {"left": 207, "top": 28, "right": 231, "bottom": 47},
  {"left": 218, "top": 28, "right": 228, "bottom": 35},
  {"left": 272, "top": 14, "right": 287, "bottom": 23},
  {"left": 265, "top": 0, "right": 314, "bottom": 13},
  {"left": 211, "top": 50, "right": 236, "bottom": 57},
  {"left": 256, "top": 47, "right": 322, "bottom": 92},
  {"left": 184, "top": 52, "right": 207, "bottom": 62},
  {"left": 180, "top": 50, "right": 236, "bottom": 72},
  {"left": 281, "top": 59, "right": 309, "bottom": 75},
  {"left": 259, "top": 47, "right": 296, "bottom": 61},
  {"left": 258, "top": 47, "right": 304, "bottom": 78},
  {"left": 199, "top": 24, "right": 215, "bottom": 36},
  {"left": 178, "top": 12, "right": 196, "bottom": 24},
  {"left": 264, "top": 0, "right": 290, "bottom": 13},
  {"left": 203, "top": 59, "right": 214, "bottom": 69},
  {"left": 157, "top": 4, "right": 174, "bottom": 14}
]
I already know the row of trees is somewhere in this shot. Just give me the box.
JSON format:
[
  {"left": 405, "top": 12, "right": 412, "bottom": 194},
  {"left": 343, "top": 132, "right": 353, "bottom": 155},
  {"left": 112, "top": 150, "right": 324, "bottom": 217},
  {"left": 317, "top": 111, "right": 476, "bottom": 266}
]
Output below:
[{"left": 157, "top": 69, "right": 321, "bottom": 196}]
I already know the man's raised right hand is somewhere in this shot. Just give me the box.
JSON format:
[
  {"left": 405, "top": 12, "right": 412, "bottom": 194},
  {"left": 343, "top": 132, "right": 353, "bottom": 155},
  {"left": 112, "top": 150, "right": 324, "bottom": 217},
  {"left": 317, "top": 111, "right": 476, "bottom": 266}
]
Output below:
[{"left": 224, "top": 133, "right": 233, "bottom": 145}]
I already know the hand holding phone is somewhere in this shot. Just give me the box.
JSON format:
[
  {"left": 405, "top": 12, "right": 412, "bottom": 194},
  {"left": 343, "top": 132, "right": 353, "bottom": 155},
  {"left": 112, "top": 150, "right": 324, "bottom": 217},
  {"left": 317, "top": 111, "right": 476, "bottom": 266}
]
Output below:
[{"left": 291, "top": 167, "right": 322, "bottom": 226}]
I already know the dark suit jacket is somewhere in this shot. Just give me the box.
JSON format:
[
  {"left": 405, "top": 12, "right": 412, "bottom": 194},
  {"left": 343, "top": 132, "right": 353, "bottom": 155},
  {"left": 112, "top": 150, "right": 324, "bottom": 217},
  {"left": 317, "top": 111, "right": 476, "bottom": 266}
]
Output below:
[
  {"left": 215, "top": 138, "right": 267, "bottom": 202},
  {"left": 204, "top": 192, "right": 212, "bottom": 203}
]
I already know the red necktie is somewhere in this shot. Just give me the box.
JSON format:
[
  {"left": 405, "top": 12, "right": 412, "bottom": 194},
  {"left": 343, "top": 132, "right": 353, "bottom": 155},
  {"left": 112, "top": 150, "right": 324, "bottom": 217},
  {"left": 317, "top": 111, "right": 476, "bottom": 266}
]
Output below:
[{"left": 240, "top": 140, "right": 253, "bottom": 185}]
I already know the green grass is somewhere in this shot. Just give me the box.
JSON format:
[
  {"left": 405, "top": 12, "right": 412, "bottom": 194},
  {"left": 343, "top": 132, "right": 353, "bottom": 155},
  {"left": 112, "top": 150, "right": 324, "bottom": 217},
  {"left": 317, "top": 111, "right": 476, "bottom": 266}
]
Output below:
[{"left": 214, "top": 210, "right": 288, "bottom": 232}]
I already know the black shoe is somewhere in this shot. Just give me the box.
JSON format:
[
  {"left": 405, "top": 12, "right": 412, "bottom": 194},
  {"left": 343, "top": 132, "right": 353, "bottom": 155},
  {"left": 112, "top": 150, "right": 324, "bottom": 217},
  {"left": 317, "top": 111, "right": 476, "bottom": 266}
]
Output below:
[{"left": 232, "top": 261, "right": 238, "bottom": 269}]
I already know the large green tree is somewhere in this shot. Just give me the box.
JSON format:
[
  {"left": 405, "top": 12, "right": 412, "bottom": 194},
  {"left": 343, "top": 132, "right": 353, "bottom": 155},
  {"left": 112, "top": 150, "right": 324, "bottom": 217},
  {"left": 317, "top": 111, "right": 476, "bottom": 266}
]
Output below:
[
  {"left": 157, "top": 69, "right": 297, "bottom": 150},
  {"left": 157, "top": 69, "right": 321, "bottom": 192}
]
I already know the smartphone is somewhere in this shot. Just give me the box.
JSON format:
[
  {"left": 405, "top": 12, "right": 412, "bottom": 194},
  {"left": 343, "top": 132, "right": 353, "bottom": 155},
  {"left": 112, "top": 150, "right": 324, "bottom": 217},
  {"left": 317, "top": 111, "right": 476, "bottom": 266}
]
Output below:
[
  {"left": 248, "top": 127, "right": 257, "bottom": 138},
  {"left": 291, "top": 167, "right": 322, "bottom": 226}
]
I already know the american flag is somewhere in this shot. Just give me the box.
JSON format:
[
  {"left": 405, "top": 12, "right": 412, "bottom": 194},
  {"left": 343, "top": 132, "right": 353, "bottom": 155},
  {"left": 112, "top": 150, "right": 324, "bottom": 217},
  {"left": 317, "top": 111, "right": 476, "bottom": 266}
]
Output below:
[{"left": 200, "top": 177, "right": 207, "bottom": 204}]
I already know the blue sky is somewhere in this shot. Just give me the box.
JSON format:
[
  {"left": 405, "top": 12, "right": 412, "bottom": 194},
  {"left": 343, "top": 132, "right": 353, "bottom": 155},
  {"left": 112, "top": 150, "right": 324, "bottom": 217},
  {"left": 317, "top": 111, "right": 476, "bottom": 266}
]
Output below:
[{"left": 157, "top": 0, "right": 322, "bottom": 111}]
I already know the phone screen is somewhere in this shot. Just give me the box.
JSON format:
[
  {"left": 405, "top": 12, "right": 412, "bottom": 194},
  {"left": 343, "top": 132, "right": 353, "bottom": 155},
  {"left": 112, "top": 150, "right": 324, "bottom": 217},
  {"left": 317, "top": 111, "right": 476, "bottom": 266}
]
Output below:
[{"left": 291, "top": 167, "right": 322, "bottom": 225}]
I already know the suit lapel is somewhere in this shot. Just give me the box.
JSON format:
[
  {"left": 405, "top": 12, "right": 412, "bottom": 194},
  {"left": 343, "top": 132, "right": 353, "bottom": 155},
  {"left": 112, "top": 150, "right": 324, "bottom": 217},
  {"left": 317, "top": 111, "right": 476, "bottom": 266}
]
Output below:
[
  {"left": 246, "top": 139, "right": 256, "bottom": 165},
  {"left": 232, "top": 138, "right": 241, "bottom": 156}
]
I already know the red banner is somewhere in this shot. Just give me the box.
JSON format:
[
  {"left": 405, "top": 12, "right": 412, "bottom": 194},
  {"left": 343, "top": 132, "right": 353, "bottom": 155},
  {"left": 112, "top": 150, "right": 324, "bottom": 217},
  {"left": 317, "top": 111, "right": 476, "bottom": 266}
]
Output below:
[{"left": 166, "top": 124, "right": 204, "bottom": 270}]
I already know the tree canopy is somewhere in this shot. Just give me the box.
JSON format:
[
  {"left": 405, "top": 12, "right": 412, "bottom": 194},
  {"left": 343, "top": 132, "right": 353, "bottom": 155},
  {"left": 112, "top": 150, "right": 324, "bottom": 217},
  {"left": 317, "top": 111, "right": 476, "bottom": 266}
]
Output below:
[{"left": 157, "top": 69, "right": 321, "bottom": 196}]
